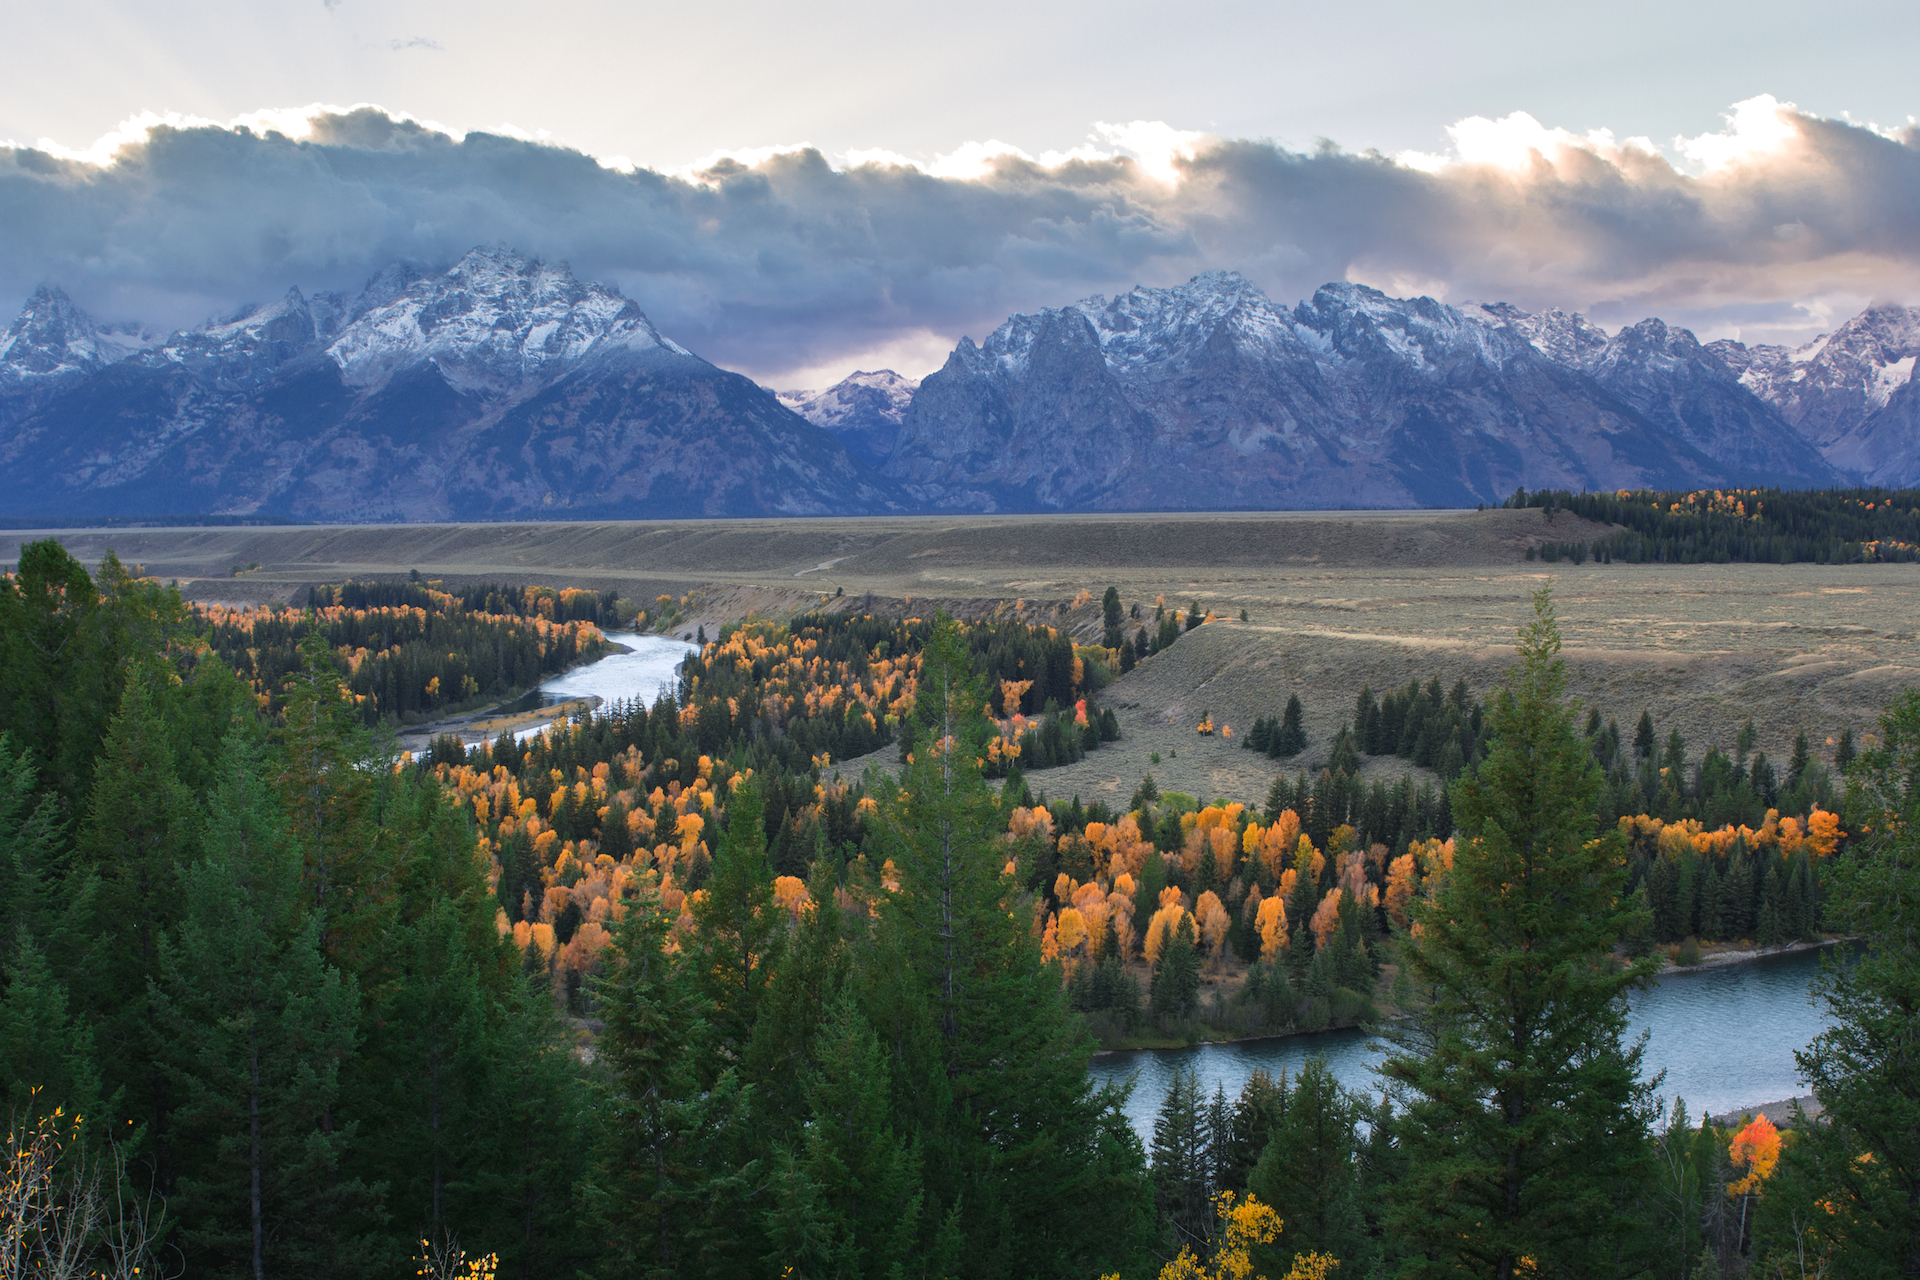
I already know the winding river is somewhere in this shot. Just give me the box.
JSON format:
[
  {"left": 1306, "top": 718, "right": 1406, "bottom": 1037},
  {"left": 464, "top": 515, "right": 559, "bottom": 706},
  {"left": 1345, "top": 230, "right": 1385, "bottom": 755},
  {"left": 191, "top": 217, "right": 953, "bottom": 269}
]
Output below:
[{"left": 1088, "top": 946, "right": 1839, "bottom": 1142}]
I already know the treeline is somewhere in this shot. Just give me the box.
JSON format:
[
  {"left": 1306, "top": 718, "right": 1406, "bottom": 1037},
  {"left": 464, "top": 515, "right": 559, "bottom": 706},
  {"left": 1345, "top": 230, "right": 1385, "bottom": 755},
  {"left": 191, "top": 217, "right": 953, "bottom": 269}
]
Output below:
[
  {"left": 1505, "top": 484, "right": 1920, "bottom": 563},
  {"left": 193, "top": 591, "right": 609, "bottom": 725},
  {"left": 310, "top": 577, "right": 624, "bottom": 626}
]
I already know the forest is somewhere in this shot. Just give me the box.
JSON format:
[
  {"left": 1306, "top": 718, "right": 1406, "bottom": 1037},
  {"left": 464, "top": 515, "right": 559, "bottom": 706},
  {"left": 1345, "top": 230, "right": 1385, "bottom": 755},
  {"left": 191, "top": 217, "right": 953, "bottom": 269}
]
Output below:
[
  {"left": 2, "top": 540, "right": 1916, "bottom": 1279},
  {"left": 1505, "top": 485, "right": 1920, "bottom": 564}
]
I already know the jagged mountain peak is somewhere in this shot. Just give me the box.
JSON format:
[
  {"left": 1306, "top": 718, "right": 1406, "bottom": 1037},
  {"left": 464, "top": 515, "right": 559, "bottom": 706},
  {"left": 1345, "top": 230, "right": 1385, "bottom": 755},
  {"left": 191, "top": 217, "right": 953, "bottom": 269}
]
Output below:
[
  {"left": 326, "top": 246, "right": 691, "bottom": 394},
  {"left": 1, "top": 285, "right": 153, "bottom": 382}
]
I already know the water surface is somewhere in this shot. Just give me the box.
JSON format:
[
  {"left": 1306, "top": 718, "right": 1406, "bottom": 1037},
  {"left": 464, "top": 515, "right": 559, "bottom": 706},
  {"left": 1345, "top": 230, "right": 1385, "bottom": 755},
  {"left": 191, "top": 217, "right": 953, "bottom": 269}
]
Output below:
[
  {"left": 509, "top": 631, "right": 698, "bottom": 740},
  {"left": 1088, "top": 946, "right": 1837, "bottom": 1141}
]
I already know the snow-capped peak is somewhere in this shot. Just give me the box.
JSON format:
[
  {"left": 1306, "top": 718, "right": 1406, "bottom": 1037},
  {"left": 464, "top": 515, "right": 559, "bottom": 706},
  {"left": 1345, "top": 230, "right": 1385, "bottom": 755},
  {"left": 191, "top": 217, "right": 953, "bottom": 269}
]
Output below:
[
  {"left": 1, "top": 285, "right": 153, "bottom": 384},
  {"left": 781, "top": 369, "right": 919, "bottom": 429},
  {"left": 326, "top": 246, "right": 690, "bottom": 393}
]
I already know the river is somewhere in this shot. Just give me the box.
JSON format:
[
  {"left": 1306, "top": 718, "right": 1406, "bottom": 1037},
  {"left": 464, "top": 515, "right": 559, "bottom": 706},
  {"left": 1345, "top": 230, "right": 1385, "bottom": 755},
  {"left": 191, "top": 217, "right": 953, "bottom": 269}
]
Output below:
[
  {"left": 507, "top": 631, "right": 699, "bottom": 739},
  {"left": 1087, "top": 945, "right": 1839, "bottom": 1142}
]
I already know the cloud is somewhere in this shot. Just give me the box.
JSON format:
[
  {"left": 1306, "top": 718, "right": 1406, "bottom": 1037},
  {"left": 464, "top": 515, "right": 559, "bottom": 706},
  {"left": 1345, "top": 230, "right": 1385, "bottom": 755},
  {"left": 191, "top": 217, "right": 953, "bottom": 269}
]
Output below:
[
  {"left": 1, "top": 98, "right": 1917, "bottom": 384},
  {"left": 387, "top": 37, "right": 445, "bottom": 52}
]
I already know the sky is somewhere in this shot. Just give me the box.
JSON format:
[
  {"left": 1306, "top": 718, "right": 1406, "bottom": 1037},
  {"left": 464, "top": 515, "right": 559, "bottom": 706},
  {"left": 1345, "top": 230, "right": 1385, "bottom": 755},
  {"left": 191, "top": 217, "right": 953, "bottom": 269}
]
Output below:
[{"left": 2, "top": 0, "right": 1917, "bottom": 387}]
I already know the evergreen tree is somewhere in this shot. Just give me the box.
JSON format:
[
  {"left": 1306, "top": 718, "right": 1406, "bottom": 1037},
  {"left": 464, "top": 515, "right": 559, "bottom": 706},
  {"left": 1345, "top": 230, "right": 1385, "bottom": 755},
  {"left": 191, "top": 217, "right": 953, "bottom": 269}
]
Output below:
[
  {"left": 1102, "top": 587, "right": 1124, "bottom": 649},
  {"left": 0, "top": 542, "right": 188, "bottom": 812},
  {"left": 1762, "top": 688, "right": 1920, "bottom": 1274},
  {"left": 870, "top": 614, "right": 1154, "bottom": 1278},
  {"left": 1219, "top": 1069, "right": 1286, "bottom": 1195},
  {"left": 154, "top": 730, "right": 380, "bottom": 1278},
  {"left": 1787, "top": 730, "right": 1811, "bottom": 792},
  {"left": 687, "top": 781, "right": 781, "bottom": 1066},
  {"left": 1634, "top": 710, "right": 1656, "bottom": 760},
  {"left": 1247, "top": 1057, "right": 1368, "bottom": 1272},
  {"left": 1150, "top": 1067, "right": 1212, "bottom": 1255},
  {"left": 0, "top": 930, "right": 101, "bottom": 1125},
  {"left": 585, "top": 881, "right": 744, "bottom": 1279},
  {"left": 746, "top": 859, "right": 849, "bottom": 1133},
  {"left": 469, "top": 967, "right": 596, "bottom": 1280},
  {"left": 765, "top": 994, "right": 923, "bottom": 1280},
  {"left": 0, "top": 731, "right": 86, "bottom": 976},
  {"left": 75, "top": 671, "right": 199, "bottom": 1192},
  {"left": 1151, "top": 915, "right": 1201, "bottom": 1024},
  {"left": 1381, "top": 586, "right": 1660, "bottom": 1276},
  {"left": 1274, "top": 695, "right": 1306, "bottom": 758}
]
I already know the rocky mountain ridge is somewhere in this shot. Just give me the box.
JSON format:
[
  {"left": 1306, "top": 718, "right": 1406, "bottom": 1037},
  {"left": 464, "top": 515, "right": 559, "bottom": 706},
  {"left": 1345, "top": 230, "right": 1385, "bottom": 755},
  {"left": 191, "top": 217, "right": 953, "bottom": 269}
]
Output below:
[
  {"left": 882, "top": 273, "right": 1848, "bottom": 511},
  {"left": 0, "top": 248, "right": 904, "bottom": 521},
  {"left": 4, "top": 257, "right": 1915, "bottom": 521}
]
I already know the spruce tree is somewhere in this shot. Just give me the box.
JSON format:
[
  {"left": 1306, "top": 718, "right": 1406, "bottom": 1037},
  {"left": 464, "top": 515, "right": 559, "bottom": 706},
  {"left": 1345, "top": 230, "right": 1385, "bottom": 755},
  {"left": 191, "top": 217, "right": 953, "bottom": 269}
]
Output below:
[
  {"left": 687, "top": 780, "right": 781, "bottom": 1064},
  {"left": 869, "top": 614, "right": 1154, "bottom": 1279},
  {"left": 585, "top": 880, "right": 742, "bottom": 1279},
  {"left": 154, "top": 730, "right": 378, "bottom": 1277},
  {"left": 0, "top": 731, "right": 86, "bottom": 975},
  {"left": 0, "top": 930, "right": 101, "bottom": 1125},
  {"left": 1762, "top": 688, "right": 1920, "bottom": 1272},
  {"left": 1151, "top": 915, "right": 1201, "bottom": 1024},
  {"left": 1634, "top": 710, "right": 1656, "bottom": 759},
  {"left": 1275, "top": 695, "right": 1306, "bottom": 758},
  {"left": 1150, "top": 1067, "right": 1212, "bottom": 1255},
  {"left": 76, "top": 671, "right": 198, "bottom": 1192},
  {"left": 765, "top": 994, "right": 923, "bottom": 1280},
  {"left": 1247, "top": 1057, "right": 1368, "bottom": 1272},
  {"left": 1380, "top": 586, "right": 1659, "bottom": 1276}
]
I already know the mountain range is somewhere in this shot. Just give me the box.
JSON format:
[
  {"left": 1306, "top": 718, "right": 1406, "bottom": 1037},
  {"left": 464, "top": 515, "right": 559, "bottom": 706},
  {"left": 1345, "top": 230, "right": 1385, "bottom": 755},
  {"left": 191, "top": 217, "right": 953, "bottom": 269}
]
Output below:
[{"left": 3, "top": 250, "right": 1916, "bottom": 521}]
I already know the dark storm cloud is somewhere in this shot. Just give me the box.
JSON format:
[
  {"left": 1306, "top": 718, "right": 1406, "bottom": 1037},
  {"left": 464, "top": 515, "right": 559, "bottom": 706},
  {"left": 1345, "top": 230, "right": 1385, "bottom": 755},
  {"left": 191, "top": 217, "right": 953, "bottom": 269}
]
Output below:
[{"left": 3, "top": 100, "right": 1917, "bottom": 376}]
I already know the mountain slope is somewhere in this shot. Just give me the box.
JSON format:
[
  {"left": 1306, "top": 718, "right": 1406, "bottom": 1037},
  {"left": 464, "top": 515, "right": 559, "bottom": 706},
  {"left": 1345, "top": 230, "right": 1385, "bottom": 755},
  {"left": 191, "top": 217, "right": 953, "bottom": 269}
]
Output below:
[{"left": 0, "top": 249, "right": 905, "bottom": 520}]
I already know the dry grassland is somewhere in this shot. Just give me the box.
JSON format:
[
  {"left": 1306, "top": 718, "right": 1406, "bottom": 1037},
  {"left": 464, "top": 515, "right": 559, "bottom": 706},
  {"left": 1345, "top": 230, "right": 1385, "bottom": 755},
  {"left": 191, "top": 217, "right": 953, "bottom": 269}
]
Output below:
[{"left": 10, "top": 510, "right": 1915, "bottom": 807}]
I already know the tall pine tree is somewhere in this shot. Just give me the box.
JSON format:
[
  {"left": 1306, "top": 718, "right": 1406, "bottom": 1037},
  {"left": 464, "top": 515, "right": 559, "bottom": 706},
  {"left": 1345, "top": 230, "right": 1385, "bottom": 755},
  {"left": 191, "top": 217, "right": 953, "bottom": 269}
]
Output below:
[
  {"left": 154, "top": 730, "right": 380, "bottom": 1278},
  {"left": 1381, "top": 586, "right": 1660, "bottom": 1277}
]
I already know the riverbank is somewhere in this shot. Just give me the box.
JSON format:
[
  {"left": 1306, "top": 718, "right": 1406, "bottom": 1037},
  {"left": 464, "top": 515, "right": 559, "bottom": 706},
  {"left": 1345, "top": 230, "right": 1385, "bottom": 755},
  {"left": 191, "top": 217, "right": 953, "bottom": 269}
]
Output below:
[
  {"left": 399, "top": 696, "right": 600, "bottom": 754},
  {"left": 1657, "top": 935, "right": 1847, "bottom": 973},
  {"left": 1710, "top": 1096, "right": 1824, "bottom": 1129}
]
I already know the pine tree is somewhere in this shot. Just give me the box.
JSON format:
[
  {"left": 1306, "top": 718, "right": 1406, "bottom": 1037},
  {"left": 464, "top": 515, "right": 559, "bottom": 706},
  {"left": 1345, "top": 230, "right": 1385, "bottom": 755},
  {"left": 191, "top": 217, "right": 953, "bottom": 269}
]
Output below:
[
  {"left": 1247, "top": 1057, "right": 1368, "bottom": 1272},
  {"left": 1381, "top": 586, "right": 1660, "bottom": 1276},
  {"left": 870, "top": 614, "right": 1154, "bottom": 1278},
  {"left": 1150, "top": 1066, "right": 1212, "bottom": 1255},
  {"left": 765, "top": 994, "right": 923, "bottom": 1280},
  {"left": 154, "top": 730, "right": 379, "bottom": 1278}
]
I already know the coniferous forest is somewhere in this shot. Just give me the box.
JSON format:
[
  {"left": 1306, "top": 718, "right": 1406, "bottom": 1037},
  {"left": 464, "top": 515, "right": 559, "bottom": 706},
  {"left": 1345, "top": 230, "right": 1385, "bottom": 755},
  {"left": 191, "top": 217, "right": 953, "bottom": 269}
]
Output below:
[
  {"left": 1506, "top": 485, "right": 1920, "bottom": 564},
  {"left": 3, "top": 541, "right": 1917, "bottom": 1278}
]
